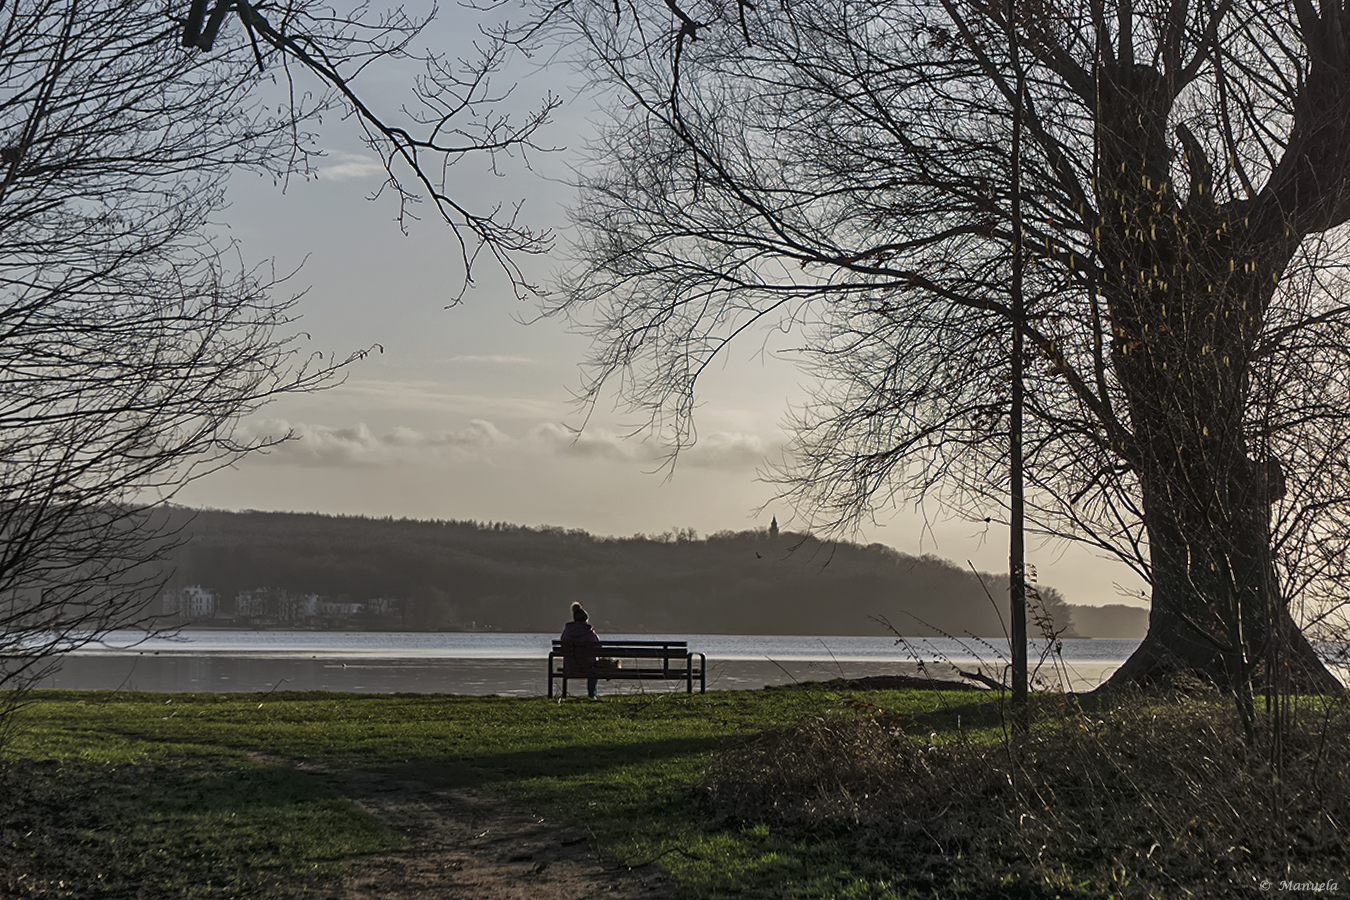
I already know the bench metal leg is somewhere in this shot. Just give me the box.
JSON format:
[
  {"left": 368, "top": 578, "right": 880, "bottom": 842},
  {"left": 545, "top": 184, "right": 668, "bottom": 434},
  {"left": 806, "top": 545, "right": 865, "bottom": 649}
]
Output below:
[{"left": 549, "top": 649, "right": 709, "bottom": 697}]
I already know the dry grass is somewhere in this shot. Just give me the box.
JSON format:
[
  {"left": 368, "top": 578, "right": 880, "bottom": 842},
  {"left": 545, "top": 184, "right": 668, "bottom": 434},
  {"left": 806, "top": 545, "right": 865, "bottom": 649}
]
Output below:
[{"left": 702, "top": 691, "right": 1350, "bottom": 898}]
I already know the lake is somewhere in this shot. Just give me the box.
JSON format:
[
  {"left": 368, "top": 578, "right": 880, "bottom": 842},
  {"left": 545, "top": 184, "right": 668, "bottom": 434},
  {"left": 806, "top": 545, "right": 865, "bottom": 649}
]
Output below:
[{"left": 40, "top": 631, "right": 1141, "bottom": 694}]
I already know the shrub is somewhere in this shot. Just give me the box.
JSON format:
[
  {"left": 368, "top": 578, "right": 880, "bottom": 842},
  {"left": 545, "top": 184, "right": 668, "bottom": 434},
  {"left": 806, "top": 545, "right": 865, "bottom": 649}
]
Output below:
[{"left": 702, "top": 693, "right": 1350, "bottom": 897}]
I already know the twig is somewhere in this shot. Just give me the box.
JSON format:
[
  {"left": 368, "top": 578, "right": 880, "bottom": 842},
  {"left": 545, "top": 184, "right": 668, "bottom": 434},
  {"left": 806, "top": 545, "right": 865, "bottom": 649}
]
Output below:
[
  {"left": 261, "top": 678, "right": 290, "bottom": 697},
  {"left": 958, "top": 667, "right": 1007, "bottom": 692}
]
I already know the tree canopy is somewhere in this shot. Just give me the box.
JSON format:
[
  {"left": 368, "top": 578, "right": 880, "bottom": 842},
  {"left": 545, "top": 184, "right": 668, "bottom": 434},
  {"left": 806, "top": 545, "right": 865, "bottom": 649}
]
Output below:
[
  {"left": 533, "top": 0, "right": 1350, "bottom": 694},
  {"left": 0, "top": 0, "right": 555, "bottom": 698}
]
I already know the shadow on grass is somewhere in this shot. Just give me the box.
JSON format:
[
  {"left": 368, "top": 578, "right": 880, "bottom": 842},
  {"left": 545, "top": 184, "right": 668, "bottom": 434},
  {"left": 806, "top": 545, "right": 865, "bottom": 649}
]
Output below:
[
  {"left": 905, "top": 697, "right": 1012, "bottom": 734},
  {"left": 3, "top": 755, "right": 360, "bottom": 817},
  {"left": 379, "top": 733, "right": 728, "bottom": 792},
  {"left": 0, "top": 757, "right": 400, "bottom": 899}
]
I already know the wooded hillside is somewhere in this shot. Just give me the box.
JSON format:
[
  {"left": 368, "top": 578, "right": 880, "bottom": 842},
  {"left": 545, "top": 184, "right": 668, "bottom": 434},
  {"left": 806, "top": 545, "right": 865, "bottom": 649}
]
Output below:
[{"left": 155, "top": 508, "right": 1104, "bottom": 637}]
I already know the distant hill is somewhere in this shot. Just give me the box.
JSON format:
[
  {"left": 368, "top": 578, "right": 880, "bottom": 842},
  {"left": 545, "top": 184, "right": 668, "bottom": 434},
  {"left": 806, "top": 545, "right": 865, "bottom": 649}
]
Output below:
[{"left": 152, "top": 508, "right": 1100, "bottom": 637}]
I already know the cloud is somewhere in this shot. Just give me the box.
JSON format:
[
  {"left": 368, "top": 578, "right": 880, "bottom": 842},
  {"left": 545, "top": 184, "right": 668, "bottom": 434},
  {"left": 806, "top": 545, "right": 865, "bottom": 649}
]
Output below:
[
  {"left": 317, "top": 151, "right": 385, "bottom": 182},
  {"left": 528, "top": 423, "right": 769, "bottom": 470},
  {"left": 682, "top": 431, "right": 770, "bottom": 469},
  {"left": 237, "top": 419, "right": 512, "bottom": 467},
  {"left": 233, "top": 417, "right": 774, "bottom": 473},
  {"left": 529, "top": 422, "right": 642, "bottom": 462}
]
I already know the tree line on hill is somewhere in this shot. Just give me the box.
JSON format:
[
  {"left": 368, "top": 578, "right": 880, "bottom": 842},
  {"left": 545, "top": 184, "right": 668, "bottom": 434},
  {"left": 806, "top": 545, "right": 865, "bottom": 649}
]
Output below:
[{"left": 151, "top": 508, "right": 1146, "bottom": 638}]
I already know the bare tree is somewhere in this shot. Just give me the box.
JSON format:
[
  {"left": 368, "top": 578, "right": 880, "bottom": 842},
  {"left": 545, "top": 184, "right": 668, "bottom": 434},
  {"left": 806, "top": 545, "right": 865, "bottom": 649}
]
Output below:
[
  {"left": 535, "top": 0, "right": 1350, "bottom": 693},
  {"left": 174, "top": 0, "right": 562, "bottom": 296},
  {"left": 0, "top": 0, "right": 555, "bottom": 710}
]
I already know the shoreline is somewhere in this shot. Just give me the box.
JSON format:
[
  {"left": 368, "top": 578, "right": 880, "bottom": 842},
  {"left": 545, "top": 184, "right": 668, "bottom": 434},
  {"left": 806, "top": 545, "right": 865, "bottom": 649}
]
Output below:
[{"left": 39, "top": 654, "right": 1124, "bottom": 694}]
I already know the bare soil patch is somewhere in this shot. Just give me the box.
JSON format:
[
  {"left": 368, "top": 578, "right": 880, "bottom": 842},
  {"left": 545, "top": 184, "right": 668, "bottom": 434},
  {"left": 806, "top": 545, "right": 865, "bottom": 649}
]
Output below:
[{"left": 297, "top": 765, "right": 676, "bottom": 900}]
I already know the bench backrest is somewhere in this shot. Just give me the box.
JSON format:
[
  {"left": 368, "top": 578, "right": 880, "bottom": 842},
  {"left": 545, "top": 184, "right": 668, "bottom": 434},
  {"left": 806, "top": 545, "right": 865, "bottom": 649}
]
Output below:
[
  {"left": 552, "top": 640, "right": 691, "bottom": 673},
  {"left": 552, "top": 640, "right": 689, "bottom": 657}
]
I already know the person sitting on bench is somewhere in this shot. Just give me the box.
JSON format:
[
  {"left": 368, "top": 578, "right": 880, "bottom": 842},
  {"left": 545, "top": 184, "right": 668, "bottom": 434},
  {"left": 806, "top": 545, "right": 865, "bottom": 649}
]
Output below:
[{"left": 559, "top": 602, "right": 607, "bottom": 698}]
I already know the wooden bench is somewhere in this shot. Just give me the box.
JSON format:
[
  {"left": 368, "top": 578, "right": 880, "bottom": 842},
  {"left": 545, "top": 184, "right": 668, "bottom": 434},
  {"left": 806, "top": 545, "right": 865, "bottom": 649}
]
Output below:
[{"left": 548, "top": 640, "right": 706, "bottom": 698}]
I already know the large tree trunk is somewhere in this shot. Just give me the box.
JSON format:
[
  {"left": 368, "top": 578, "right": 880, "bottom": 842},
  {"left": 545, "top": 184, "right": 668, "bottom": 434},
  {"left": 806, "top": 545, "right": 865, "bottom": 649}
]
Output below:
[
  {"left": 1109, "top": 602, "right": 1340, "bottom": 693},
  {"left": 1103, "top": 489, "right": 1341, "bottom": 694},
  {"left": 1088, "top": 62, "right": 1342, "bottom": 695}
]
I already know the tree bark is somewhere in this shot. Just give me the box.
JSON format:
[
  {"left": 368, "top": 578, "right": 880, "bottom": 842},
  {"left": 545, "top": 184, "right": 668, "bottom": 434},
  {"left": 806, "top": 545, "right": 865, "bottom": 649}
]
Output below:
[
  {"left": 1104, "top": 490, "right": 1342, "bottom": 693},
  {"left": 1089, "top": 61, "right": 1342, "bottom": 693}
]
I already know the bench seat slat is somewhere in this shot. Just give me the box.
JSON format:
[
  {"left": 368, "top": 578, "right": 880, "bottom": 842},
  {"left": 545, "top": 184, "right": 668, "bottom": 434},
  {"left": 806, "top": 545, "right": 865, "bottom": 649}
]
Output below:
[
  {"left": 565, "top": 670, "right": 696, "bottom": 679},
  {"left": 550, "top": 644, "right": 691, "bottom": 650},
  {"left": 562, "top": 649, "right": 685, "bottom": 659},
  {"left": 548, "top": 639, "right": 706, "bottom": 697}
]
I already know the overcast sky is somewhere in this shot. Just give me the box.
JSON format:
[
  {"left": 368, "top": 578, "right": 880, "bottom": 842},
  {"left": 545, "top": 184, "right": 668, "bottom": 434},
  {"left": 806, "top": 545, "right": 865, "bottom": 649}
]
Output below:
[{"left": 174, "top": 5, "right": 1148, "bottom": 610}]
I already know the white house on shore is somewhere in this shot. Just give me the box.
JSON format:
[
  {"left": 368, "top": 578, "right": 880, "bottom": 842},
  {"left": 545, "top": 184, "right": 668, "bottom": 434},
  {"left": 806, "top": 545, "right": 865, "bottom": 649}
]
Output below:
[
  {"left": 162, "top": 585, "right": 216, "bottom": 620},
  {"left": 162, "top": 587, "right": 400, "bottom": 625}
]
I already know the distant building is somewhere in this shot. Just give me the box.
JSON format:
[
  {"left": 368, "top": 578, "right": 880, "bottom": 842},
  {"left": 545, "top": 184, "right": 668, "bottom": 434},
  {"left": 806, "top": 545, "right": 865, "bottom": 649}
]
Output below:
[
  {"left": 366, "top": 597, "right": 395, "bottom": 615},
  {"left": 294, "top": 593, "right": 320, "bottom": 620},
  {"left": 769, "top": 516, "right": 779, "bottom": 539},
  {"left": 319, "top": 600, "right": 365, "bottom": 619},
  {"left": 234, "top": 589, "right": 266, "bottom": 619},
  {"left": 235, "top": 587, "right": 293, "bottom": 621},
  {"left": 163, "top": 585, "right": 216, "bottom": 620}
]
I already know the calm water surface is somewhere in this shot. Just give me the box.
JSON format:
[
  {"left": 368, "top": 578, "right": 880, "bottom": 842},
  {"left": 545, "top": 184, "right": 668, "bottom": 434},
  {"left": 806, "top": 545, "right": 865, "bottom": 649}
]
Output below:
[{"left": 45, "top": 631, "right": 1140, "bottom": 694}]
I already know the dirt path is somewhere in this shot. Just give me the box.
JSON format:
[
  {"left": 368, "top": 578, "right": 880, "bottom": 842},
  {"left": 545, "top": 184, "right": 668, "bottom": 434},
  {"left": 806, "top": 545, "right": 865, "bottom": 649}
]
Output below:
[{"left": 302, "top": 766, "right": 677, "bottom": 900}]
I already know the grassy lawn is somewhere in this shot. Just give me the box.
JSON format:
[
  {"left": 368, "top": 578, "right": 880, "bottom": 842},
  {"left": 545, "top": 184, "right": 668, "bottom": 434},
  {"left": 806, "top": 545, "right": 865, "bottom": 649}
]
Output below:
[
  {"left": 1, "top": 683, "right": 996, "bottom": 899},
  {"left": 5, "top": 685, "right": 1344, "bottom": 898}
]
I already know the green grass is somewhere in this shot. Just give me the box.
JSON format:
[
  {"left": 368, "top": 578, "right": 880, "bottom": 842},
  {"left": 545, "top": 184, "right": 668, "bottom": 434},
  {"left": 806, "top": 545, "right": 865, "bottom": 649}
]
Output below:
[
  {"left": 18, "top": 685, "right": 1334, "bottom": 899},
  {"left": 1, "top": 683, "right": 996, "bottom": 899},
  {"left": 0, "top": 745, "right": 402, "bottom": 898}
]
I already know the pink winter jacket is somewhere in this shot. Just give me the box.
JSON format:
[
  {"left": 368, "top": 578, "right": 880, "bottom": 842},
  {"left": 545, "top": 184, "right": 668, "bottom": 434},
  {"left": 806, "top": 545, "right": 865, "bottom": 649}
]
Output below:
[
  {"left": 559, "top": 620, "right": 600, "bottom": 673},
  {"left": 559, "top": 620, "right": 600, "bottom": 643}
]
